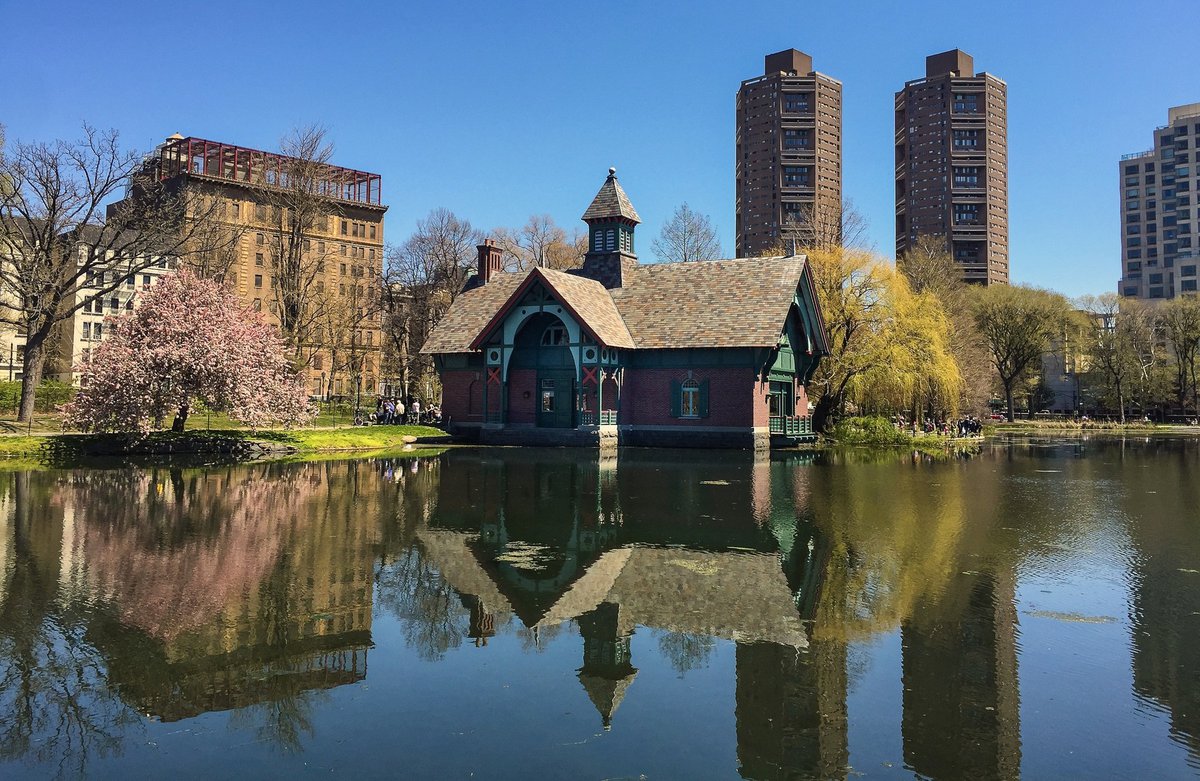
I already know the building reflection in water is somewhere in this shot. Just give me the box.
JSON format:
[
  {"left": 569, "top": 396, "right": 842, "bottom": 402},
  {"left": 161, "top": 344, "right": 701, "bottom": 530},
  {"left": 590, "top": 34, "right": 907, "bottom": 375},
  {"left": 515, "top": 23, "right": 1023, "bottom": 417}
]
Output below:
[
  {"left": 420, "top": 449, "right": 846, "bottom": 779},
  {"left": 0, "top": 445, "right": 1039, "bottom": 779},
  {"left": 0, "top": 459, "right": 406, "bottom": 763}
]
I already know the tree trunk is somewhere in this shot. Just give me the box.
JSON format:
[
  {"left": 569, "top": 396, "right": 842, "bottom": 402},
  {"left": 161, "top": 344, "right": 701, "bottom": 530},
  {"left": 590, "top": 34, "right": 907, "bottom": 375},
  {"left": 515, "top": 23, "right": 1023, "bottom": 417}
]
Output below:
[
  {"left": 16, "top": 336, "right": 48, "bottom": 424},
  {"left": 811, "top": 393, "right": 839, "bottom": 434},
  {"left": 1117, "top": 383, "right": 1125, "bottom": 424},
  {"left": 172, "top": 402, "right": 189, "bottom": 432},
  {"left": 1004, "top": 382, "right": 1015, "bottom": 423}
]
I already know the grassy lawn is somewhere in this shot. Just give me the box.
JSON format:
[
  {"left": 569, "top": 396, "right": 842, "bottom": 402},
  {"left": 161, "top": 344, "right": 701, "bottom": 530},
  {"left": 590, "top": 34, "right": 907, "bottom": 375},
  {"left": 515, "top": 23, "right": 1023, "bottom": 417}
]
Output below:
[{"left": 0, "top": 423, "right": 451, "bottom": 463}]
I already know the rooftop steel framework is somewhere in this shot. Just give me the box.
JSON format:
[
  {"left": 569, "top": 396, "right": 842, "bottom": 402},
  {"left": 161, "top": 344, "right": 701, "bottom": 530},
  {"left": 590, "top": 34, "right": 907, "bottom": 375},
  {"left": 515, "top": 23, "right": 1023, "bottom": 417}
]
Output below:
[{"left": 153, "top": 136, "right": 383, "bottom": 207}]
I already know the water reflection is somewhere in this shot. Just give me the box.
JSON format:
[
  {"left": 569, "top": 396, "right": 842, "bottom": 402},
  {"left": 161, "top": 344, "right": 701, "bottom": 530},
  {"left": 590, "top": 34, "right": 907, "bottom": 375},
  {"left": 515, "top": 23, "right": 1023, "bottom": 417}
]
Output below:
[{"left": 0, "top": 440, "right": 1197, "bottom": 778}]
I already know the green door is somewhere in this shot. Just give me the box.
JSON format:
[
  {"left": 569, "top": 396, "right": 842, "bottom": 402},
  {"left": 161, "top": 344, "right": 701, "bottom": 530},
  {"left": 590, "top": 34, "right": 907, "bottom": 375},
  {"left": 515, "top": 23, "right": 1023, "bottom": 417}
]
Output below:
[{"left": 537, "top": 371, "right": 575, "bottom": 428}]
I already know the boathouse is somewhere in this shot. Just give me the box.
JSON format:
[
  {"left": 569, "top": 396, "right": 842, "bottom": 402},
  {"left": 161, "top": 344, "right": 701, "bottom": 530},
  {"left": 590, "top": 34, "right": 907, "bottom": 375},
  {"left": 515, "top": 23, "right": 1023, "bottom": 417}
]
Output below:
[{"left": 420, "top": 169, "right": 829, "bottom": 449}]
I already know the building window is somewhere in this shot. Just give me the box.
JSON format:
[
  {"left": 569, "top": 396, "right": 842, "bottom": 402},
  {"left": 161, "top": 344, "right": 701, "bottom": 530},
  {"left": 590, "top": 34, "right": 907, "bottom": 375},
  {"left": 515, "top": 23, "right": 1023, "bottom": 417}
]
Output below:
[
  {"left": 1183, "top": 265, "right": 1197, "bottom": 277},
  {"left": 680, "top": 379, "right": 701, "bottom": 418},
  {"left": 256, "top": 232, "right": 264, "bottom": 246},
  {"left": 783, "top": 93, "right": 810, "bottom": 113},
  {"left": 254, "top": 274, "right": 263, "bottom": 288},
  {"left": 953, "top": 129, "right": 980, "bottom": 148},
  {"left": 783, "top": 129, "right": 810, "bottom": 149},
  {"left": 340, "top": 244, "right": 347, "bottom": 256},
  {"left": 125, "top": 300, "right": 133, "bottom": 311},
  {"left": 82, "top": 322, "right": 91, "bottom": 339},
  {"left": 954, "top": 166, "right": 980, "bottom": 187},
  {"left": 369, "top": 225, "right": 377, "bottom": 240},
  {"left": 341, "top": 220, "right": 348, "bottom": 235},
  {"left": 256, "top": 252, "right": 264, "bottom": 266},
  {"left": 110, "top": 297, "right": 119, "bottom": 311},
  {"left": 953, "top": 93, "right": 979, "bottom": 113},
  {"left": 954, "top": 204, "right": 980, "bottom": 225},
  {"left": 605, "top": 229, "right": 616, "bottom": 251},
  {"left": 1184, "top": 280, "right": 1199, "bottom": 292},
  {"left": 93, "top": 322, "right": 103, "bottom": 341},
  {"left": 232, "top": 202, "right": 241, "bottom": 218},
  {"left": 253, "top": 298, "right": 262, "bottom": 311},
  {"left": 783, "top": 166, "right": 810, "bottom": 186},
  {"left": 541, "top": 324, "right": 568, "bottom": 346}
]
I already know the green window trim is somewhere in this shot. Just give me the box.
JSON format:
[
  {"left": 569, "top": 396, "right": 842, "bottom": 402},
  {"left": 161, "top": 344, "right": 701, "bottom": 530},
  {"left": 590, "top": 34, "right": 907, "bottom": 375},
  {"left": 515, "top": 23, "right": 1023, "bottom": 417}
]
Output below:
[{"left": 670, "top": 378, "right": 709, "bottom": 419}]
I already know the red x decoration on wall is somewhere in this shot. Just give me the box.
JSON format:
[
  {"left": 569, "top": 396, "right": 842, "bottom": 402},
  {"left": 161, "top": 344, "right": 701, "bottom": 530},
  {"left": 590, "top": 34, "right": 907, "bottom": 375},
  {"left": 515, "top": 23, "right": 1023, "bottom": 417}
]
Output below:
[
  {"left": 487, "top": 368, "right": 501, "bottom": 385},
  {"left": 582, "top": 366, "right": 598, "bottom": 386}
]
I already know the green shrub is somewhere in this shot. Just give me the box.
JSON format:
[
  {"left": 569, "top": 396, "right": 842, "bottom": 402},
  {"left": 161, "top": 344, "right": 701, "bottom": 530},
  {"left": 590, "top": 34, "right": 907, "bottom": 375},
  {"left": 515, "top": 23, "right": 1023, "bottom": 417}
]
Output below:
[
  {"left": 829, "top": 416, "right": 911, "bottom": 446},
  {"left": 0, "top": 380, "right": 76, "bottom": 414}
]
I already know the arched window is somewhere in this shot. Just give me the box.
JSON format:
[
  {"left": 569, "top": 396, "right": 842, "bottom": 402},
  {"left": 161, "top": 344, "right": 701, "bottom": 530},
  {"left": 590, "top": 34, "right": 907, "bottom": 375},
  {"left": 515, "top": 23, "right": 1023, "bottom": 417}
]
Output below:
[
  {"left": 680, "top": 379, "right": 701, "bottom": 418},
  {"left": 541, "top": 324, "right": 568, "bottom": 346}
]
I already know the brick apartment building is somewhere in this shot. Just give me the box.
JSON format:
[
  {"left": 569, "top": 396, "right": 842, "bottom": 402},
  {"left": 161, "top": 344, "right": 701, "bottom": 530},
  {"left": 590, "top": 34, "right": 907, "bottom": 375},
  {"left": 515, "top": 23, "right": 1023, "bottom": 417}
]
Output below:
[
  {"left": 1117, "top": 103, "right": 1200, "bottom": 299},
  {"left": 111, "top": 135, "right": 388, "bottom": 398},
  {"left": 736, "top": 49, "right": 842, "bottom": 257},
  {"left": 895, "top": 50, "right": 1009, "bottom": 285}
]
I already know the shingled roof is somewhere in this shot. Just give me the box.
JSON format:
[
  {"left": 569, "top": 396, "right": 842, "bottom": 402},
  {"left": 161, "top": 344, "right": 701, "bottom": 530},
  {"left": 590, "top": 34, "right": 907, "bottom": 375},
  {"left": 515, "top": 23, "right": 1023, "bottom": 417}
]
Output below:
[
  {"left": 421, "top": 255, "right": 820, "bottom": 355},
  {"left": 581, "top": 169, "right": 641, "bottom": 223},
  {"left": 610, "top": 256, "right": 806, "bottom": 349},
  {"left": 419, "top": 272, "right": 527, "bottom": 355}
]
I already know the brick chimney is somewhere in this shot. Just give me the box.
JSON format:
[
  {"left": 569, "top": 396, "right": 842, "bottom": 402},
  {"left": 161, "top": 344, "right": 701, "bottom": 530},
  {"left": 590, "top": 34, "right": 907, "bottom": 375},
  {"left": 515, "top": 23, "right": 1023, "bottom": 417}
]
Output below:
[{"left": 477, "top": 239, "right": 503, "bottom": 284}]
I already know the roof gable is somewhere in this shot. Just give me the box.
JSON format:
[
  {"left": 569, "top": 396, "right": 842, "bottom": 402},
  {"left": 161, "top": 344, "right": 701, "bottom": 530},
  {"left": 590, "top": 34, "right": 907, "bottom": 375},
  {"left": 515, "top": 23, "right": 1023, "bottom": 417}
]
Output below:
[{"left": 464, "top": 268, "right": 634, "bottom": 351}]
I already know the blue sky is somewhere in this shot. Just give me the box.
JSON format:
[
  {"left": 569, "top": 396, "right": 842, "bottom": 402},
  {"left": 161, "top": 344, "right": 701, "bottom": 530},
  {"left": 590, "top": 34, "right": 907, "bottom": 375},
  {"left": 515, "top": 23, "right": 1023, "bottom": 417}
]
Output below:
[{"left": 1, "top": 0, "right": 1194, "bottom": 296}]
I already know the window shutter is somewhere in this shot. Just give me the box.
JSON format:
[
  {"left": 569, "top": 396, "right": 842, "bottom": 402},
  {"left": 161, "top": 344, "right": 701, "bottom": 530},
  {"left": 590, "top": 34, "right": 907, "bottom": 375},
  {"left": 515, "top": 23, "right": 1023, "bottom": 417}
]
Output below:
[
  {"left": 669, "top": 379, "right": 681, "bottom": 418},
  {"left": 699, "top": 379, "right": 710, "bottom": 418}
]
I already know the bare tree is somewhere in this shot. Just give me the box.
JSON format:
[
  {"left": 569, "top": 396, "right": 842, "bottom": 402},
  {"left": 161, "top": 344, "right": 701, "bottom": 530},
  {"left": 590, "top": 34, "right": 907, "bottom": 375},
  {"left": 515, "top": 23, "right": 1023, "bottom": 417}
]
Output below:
[
  {"left": 0, "top": 125, "right": 226, "bottom": 421},
  {"left": 258, "top": 126, "right": 345, "bottom": 361},
  {"left": 788, "top": 198, "right": 871, "bottom": 254},
  {"left": 492, "top": 214, "right": 585, "bottom": 271},
  {"left": 378, "top": 209, "right": 481, "bottom": 402},
  {"left": 898, "top": 234, "right": 960, "bottom": 298},
  {"left": 652, "top": 203, "right": 723, "bottom": 263},
  {"left": 1161, "top": 295, "right": 1200, "bottom": 416},
  {"left": 318, "top": 275, "right": 380, "bottom": 402}
]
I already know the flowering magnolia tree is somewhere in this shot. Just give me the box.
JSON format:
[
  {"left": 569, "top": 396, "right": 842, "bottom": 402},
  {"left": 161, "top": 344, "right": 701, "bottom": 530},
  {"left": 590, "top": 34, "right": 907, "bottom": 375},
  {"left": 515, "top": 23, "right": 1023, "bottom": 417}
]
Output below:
[{"left": 63, "top": 270, "right": 316, "bottom": 433}]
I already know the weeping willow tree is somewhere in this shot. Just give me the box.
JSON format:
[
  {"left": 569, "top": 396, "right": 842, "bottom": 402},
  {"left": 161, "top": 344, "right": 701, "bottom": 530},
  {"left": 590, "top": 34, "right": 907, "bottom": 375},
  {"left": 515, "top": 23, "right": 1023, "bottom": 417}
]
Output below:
[
  {"left": 848, "top": 279, "right": 962, "bottom": 421},
  {"left": 805, "top": 247, "right": 962, "bottom": 430}
]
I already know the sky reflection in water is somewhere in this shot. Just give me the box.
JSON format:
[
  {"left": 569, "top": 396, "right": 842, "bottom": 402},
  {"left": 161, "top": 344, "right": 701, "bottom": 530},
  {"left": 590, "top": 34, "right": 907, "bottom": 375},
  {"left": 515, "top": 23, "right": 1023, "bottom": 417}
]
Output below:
[{"left": 0, "top": 439, "right": 1198, "bottom": 779}]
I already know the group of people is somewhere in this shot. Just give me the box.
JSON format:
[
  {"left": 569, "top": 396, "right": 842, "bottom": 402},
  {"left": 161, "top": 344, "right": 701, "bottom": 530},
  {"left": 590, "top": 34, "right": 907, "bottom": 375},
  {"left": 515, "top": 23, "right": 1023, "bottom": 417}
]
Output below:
[
  {"left": 893, "top": 416, "right": 983, "bottom": 438},
  {"left": 369, "top": 397, "right": 441, "bottom": 426}
]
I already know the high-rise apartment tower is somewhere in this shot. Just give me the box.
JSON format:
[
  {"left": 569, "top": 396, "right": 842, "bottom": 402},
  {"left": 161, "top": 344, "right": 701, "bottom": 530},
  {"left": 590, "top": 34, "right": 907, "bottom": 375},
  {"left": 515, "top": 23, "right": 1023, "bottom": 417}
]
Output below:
[
  {"left": 736, "top": 49, "right": 842, "bottom": 257},
  {"left": 895, "top": 49, "right": 1009, "bottom": 285},
  {"left": 1117, "top": 103, "right": 1200, "bottom": 300}
]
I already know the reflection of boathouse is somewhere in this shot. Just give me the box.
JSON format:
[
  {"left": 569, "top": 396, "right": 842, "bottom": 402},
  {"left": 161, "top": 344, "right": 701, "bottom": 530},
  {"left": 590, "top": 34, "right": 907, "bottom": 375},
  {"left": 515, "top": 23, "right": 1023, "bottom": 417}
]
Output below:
[{"left": 419, "top": 449, "right": 849, "bottom": 778}]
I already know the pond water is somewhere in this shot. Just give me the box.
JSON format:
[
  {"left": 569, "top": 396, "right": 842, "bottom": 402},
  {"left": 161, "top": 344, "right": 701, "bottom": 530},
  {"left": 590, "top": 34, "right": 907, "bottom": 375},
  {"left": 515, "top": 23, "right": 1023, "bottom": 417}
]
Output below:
[{"left": 1, "top": 439, "right": 1198, "bottom": 779}]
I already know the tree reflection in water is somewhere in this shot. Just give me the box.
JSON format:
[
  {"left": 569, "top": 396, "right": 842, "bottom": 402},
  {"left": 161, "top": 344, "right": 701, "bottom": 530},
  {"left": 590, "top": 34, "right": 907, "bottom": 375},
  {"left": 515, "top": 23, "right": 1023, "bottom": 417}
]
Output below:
[{"left": 0, "top": 441, "right": 1197, "bottom": 778}]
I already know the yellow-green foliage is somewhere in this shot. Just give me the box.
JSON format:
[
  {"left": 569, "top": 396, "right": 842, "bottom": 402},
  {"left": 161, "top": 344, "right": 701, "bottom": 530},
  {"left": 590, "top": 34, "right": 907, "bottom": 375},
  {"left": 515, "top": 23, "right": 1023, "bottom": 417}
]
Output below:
[{"left": 806, "top": 248, "right": 962, "bottom": 421}]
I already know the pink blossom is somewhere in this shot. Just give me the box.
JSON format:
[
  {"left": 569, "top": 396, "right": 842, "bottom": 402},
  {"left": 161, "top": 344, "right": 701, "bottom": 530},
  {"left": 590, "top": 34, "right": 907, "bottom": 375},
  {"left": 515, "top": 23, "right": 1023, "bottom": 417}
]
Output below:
[{"left": 63, "top": 269, "right": 316, "bottom": 432}]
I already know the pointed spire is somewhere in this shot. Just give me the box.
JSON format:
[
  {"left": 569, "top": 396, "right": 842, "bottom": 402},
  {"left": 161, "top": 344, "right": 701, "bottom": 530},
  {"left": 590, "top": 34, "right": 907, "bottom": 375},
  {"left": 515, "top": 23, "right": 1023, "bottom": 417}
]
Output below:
[{"left": 582, "top": 167, "right": 641, "bottom": 224}]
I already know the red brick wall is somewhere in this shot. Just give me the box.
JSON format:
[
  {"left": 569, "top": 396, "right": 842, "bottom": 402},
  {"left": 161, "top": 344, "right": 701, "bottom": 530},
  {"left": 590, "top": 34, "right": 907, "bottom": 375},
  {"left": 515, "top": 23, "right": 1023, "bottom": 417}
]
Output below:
[
  {"left": 601, "top": 376, "right": 619, "bottom": 412},
  {"left": 752, "top": 377, "right": 771, "bottom": 427},
  {"left": 441, "top": 369, "right": 483, "bottom": 422},
  {"left": 507, "top": 369, "right": 538, "bottom": 425},
  {"left": 622, "top": 367, "right": 759, "bottom": 427}
]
